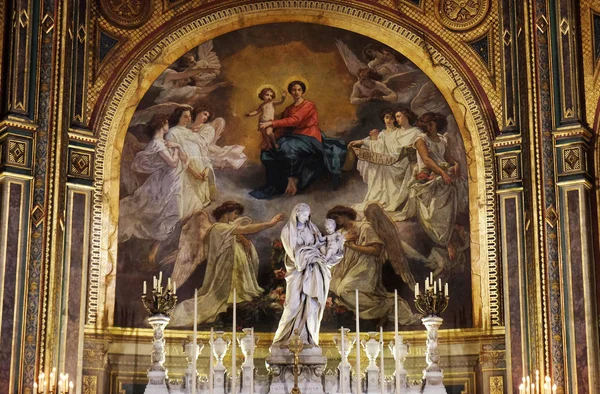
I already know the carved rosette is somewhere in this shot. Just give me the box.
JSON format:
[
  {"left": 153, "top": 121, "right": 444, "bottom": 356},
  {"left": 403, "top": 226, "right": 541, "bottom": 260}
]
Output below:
[
  {"left": 435, "top": 0, "right": 490, "bottom": 31},
  {"left": 98, "top": 0, "right": 154, "bottom": 29}
]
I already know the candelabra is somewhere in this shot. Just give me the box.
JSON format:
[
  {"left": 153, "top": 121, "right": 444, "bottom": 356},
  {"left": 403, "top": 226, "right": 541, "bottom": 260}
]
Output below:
[
  {"left": 34, "top": 368, "right": 74, "bottom": 393},
  {"left": 141, "top": 273, "right": 178, "bottom": 394},
  {"left": 414, "top": 273, "right": 449, "bottom": 394},
  {"left": 518, "top": 370, "right": 557, "bottom": 394}
]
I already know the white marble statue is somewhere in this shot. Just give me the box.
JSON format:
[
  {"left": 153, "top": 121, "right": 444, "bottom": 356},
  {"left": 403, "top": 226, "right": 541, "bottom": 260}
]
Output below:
[{"left": 271, "top": 203, "right": 343, "bottom": 346}]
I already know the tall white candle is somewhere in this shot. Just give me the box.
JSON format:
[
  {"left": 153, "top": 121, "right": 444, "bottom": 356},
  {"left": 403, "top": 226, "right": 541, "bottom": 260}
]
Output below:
[
  {"left": 444, "top": 283, "right": 448, "bottom": 297},
  {"left": 429, "top": 272, "right": 433, "bottom": 285},
  {"left": 355, "top": 289, "right": 361, "bottom": 394},
  {"left": 232, "top": 289, "right": 237, "bottom": 394},
  {"left": 250, "top": 327, "right": 254, "bottom": 394},
  {"left": 143, "top": 281, "right": 147, "bottom": 295},
  {"left": 209, "top": 328, "right": 214, "bottom": 394},
  {"left": 379, "top": 327, "right": 384, "bottom": 394},
  {"left": 414, "top": 283, "right": 419, "bottom": 296},
  {"left": 192, "top": 288, "right": 198, "bottom": 394},
  {"left": 341, "top": 326, "right": 346, "bottom": 394},
  {"left": 394, "top": 291, "right": 400, "bottom": 394}
]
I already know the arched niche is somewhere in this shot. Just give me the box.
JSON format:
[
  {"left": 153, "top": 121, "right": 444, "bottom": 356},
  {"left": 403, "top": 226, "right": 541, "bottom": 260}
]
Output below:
[{"left": 87, "top": 1, "right": 499, "bottom": 335}]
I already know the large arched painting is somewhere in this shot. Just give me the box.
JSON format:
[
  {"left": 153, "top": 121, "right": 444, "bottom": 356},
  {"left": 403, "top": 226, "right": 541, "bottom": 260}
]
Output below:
[{"left": 115, "top": 23, "right": 472, "bottom": 332}]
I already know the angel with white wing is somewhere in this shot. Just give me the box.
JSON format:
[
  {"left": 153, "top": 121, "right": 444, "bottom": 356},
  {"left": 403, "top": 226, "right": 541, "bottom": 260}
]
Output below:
[
  {"left": 326, "top": 204, "right": 421, "bottom": 324},
  {"left": 336, "top": 40, "right": 430, "bottom": 105},
  {"left": 152, "top": 40, "right": 229, "bottom": 105},
  {"left": 169, "top": 201, "right": 285, "bottom": 327}
]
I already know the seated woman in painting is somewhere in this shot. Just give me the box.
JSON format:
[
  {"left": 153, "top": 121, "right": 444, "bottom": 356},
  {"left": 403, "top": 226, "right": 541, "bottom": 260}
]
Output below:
[
  {"left": 349, "top": 107, "right": 420, "bottom": 212},
  {"left": 118, "top": 114, "right": 184, "bottom": 243},
  {"left": 170, "top": 201, "right": 285, "bottom": 326},
  {"left": 249, "top": 81, "right": 347, "bottom": 199},
  {"left": 409, "top": 112, "right": 467, "bottom": 260}
]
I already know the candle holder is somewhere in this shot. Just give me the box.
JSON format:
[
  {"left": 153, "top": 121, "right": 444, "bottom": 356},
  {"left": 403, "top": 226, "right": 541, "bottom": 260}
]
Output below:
[
  {"left": 34, "top": 368, "right": 75, "bottom": 393},
  {"left": 141, "top": 283, "right": 177, "bottom": 317},
  {"left": 414, "top": 287, "right": 448, "bottom": 317},
  {"left": 142, "top": 274, "right": 178, "bottom": 394},
  {"left": 414, "top": 274, "right": 449, "bottom": 394},
  {"left": 287, "top": 329, "right": 306, "bottom": 394}
]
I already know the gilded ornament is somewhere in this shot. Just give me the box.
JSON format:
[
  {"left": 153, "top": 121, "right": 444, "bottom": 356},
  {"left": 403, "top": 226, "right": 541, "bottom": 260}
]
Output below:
[
  {"left": 98, "top": 0, "right": 154, "bottom": 29},
  {"left": 435, "top": 0, "right": 490, "bottom": 31}
]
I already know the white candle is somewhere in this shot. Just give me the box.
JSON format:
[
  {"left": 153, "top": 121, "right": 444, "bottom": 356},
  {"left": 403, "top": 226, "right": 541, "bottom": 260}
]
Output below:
[
  {"left": 438, "top": 279, "right": 442, "bottom": 292},
  {"left": 173, "top": 281, "right": 177, "bottom": 295},
  {"left": 552, "top": 384, "right": 556, "bottom": 394},
  {"left": 341, "top": 326, "right": 346, "bottom": 394},
  {"left": 168, "top": 277, "right": 172, "bottom": 290},
  {"left": 209, "top": 328, "right": 214, "bottom": 394},
  {"left": 250, "top": 327, "right": 254, "bottom": 394},
  {"left": 192, "top": 288, "right": 198, "bottom": 394},
  {"left": 425, "top": 278, "right": 429, "bottom": 291},
  {"left": 535, "top": 370, "right": 540, "bottom": 394},
  {"left": 394, "top": 290, "right": 399, "bottom": 394},
  {"left": 153, "top": 276, "right": 157, "bottom": 289},
  {"left": 159, "top": 270, "right": 163, "bottom": 285},
  {"left": 379, "top": 327, "right": 384, "bottom": 394},
  {"left": 429, "top": 272, "right": 433, "bottom": 285},
  {"left": 143, "top": 281, "right": 147, "bottom": 295},
  {"left": 414, "top": 283, "right": 419, "bottom": 296},
  {"left": 232, "top": 289, "right": 237, "bottom": 394},
  {"left": 434, "top": 281, "right": 437, "bottom": 294},
  {"left": 355, "top": 289, "right": 361, "bottom": 394},
  {"left": 444, "top": 283, "right": 448, "bottom": 297}
]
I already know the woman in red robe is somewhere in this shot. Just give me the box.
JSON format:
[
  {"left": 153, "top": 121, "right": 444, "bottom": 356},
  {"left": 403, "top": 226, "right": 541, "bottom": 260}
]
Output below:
[{"left": 249, "top": 81, "right": 347, "bottom": 199}]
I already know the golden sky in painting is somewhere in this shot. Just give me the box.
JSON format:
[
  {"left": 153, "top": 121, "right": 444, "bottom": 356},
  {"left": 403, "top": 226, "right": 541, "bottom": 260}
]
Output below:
[{"left": 218, "top": 40, "right": 357, "bottom": 162}]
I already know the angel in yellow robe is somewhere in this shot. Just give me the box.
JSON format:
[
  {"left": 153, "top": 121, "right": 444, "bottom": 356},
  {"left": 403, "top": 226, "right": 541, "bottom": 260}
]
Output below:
[{"left": 170, "top": 201, "right": 285, "bottom": 327}]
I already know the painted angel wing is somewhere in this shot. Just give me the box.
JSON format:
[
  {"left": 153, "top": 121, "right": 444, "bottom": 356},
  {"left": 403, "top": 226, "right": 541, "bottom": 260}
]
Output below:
[
  {"left": 170, "top": 210, "right": 213, "bottom": 290},
  {"left": 382, "top": 70, "right": 430, "bottom": 104},
  {"left": 335, "top": 39, "right": 367, "bottom": 77},
  {"left": 364, "top": 202, "right": 416, "bottom": 288},
  {"left": 410, "top": 81, "right": 453, "bottom": 117},
  {"left": 209, "top": 117, "right": 227, "bottom": 145},
  {"left": 129, "top": 102, "right": 193, "bottom": 127},
  {"left": 444, "top": 115, "right": 467, "bottom": 176},
  {"left": 196, "top": 40, "right": 221, "bottom": 72}
]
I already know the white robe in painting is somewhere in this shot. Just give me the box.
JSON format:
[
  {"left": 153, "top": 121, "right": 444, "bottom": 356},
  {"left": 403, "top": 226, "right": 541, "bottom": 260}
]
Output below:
[
  {"left": 118, "top": 139, "right": 183, "bottom": 243},
  {"left": 353, "top": 126, "right": 420, "bottom": 212},
  {"left": 409, "top": 132, "right": 467, "bottom": 246},
  {"left": 166, "top": 125, "right": 215, "bottom": 218},
  {"left": 153, "top": 68, "right": 198, "bottom": 104},
  {"left": 330, "top": 222, "right": 418, "bottom": 322},
  {"left": 170, "top": 219, "right": 264, "bottom": 326},
  {"left": 272, "top": 204, "right": 342, "bottom": 346}
]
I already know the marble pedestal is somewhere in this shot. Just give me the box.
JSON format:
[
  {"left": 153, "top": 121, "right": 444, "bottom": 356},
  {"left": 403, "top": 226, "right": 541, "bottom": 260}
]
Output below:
[{"left": 266, "top": 346, "right": 327, "bottom": 394}]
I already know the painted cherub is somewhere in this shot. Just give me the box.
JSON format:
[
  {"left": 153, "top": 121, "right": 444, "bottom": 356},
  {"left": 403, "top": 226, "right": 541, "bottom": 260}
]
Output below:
[
  {"left": 320, "top": 218, "right": 345, "bottom": 262},
  {"left": 245, "top": 87, "right": 287, "bottom": 150}
]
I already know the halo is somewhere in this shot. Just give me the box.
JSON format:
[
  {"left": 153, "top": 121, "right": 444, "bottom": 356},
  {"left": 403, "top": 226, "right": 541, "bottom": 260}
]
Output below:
[
  {"left": 255, "top": 84, "right": 278, "bottom": 98},
  {"left": 284, "top": 75, "right": 309, "bottom": 93}
]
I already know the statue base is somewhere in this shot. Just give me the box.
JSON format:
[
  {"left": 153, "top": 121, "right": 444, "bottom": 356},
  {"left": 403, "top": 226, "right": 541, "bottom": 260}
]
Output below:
[
  {"left": 144, "top": 370, "right": 169, "bottom": 394},
  {"left": 422, "top": 371, "right": 447, "bottom": 394},
  {"left": 266, "top": 347, "right": 327, "bottom": 394}
]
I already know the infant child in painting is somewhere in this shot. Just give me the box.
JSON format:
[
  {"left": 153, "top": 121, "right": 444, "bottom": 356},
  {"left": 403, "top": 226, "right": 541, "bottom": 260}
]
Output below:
[
  {"left": 320, "top": 218, "right": 345, "bottom": 262},
  {"left": 245, "top": 87, "right": 287, "bottom": 150}
]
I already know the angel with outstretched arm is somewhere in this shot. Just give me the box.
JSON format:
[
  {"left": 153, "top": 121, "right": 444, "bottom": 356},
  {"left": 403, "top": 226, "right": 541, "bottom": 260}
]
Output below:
[{"left": 169, "top": 201, "right": 285, "bottom": 327}]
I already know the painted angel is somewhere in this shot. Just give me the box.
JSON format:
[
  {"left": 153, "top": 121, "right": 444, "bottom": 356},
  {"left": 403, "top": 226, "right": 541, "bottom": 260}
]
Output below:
[
  {"left": 129, "top": 102, "right": 247, "bottom": 171},
  {"left": 326, "top": 204, "right": 421, "bottom": 324},
  {"left": 336, "top": 39, "right": 429, "bottom": 105},
  {"left": 166, "top": 201, "right": 285, "bottom": 327},
  {"left": 152, "top": 40, "right": 230, "bottom": 106}
]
